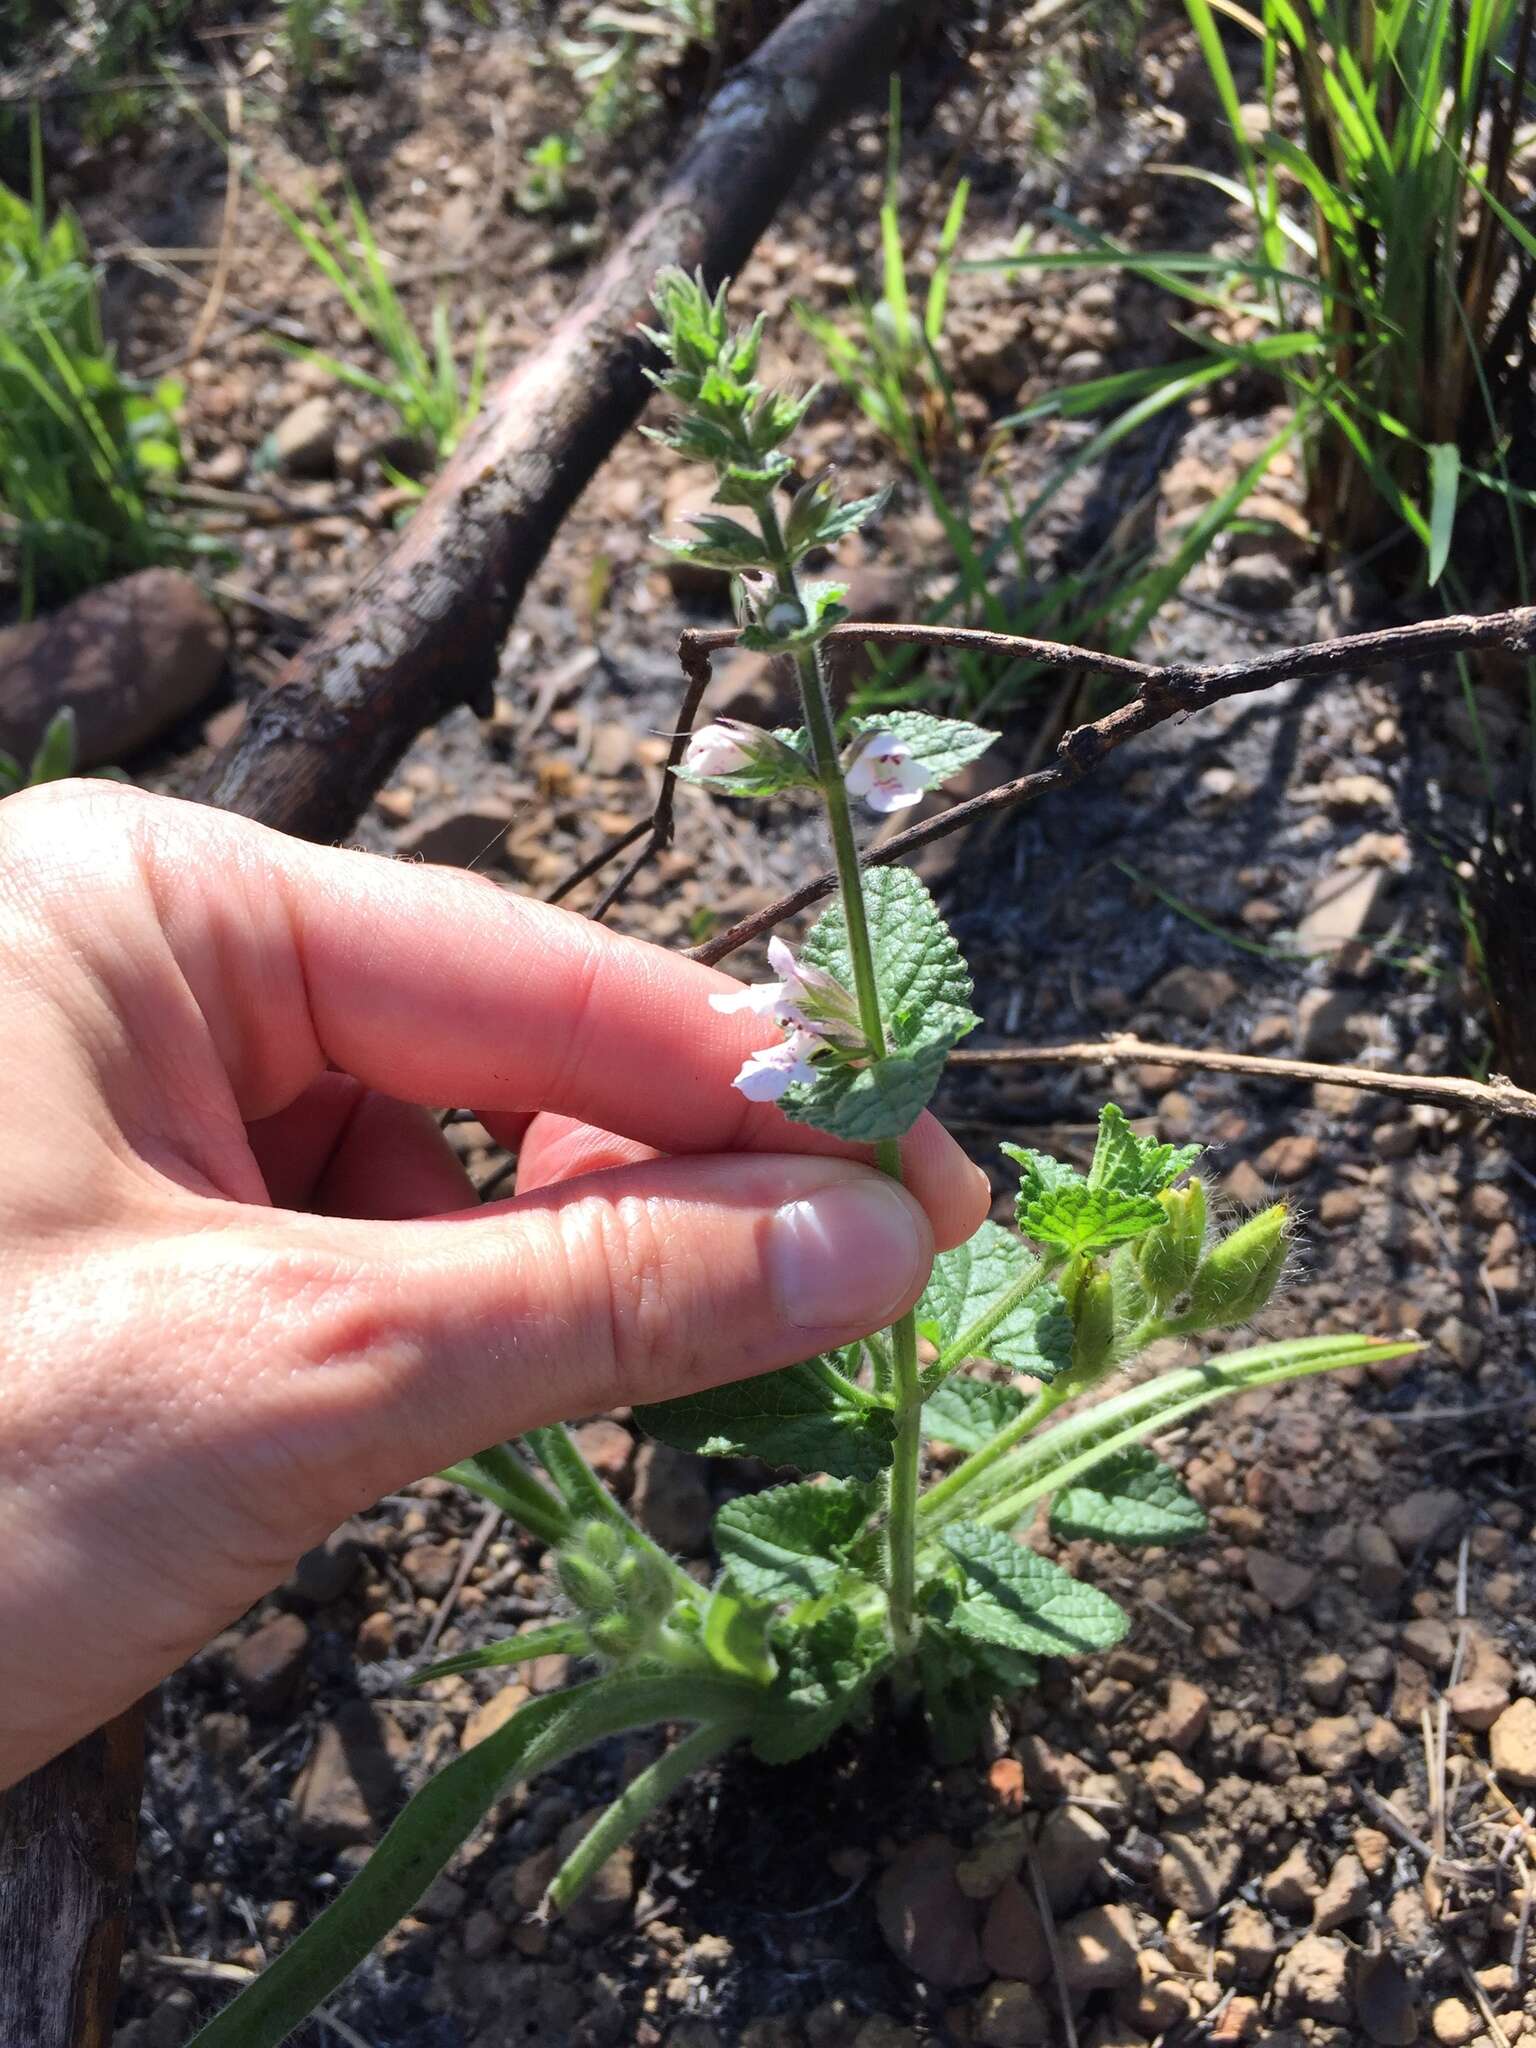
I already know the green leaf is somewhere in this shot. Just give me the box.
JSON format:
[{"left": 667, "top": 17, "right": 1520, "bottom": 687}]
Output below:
[
  {"left": 635, "top": 1361, "right": 894, "bottom": 1480},
  {"left": 752, "top": 1600, "right": 887, "bottom": 1764},
  {"left": 917, "top": 1220, "right": 1073, "bottom": 1377},
  {"left": 1427, "top": 441, "right": 1460, "bottom": 586},
  {"left": 738, "top": 577, "right": 849, "bottom": 653},
  {"left": 780, "top": 866, "right": 979, "bottom": 1142},
  {"left": 715, "top": 1478, "right": 874, "bottom": 1605},
  {"left": 659, "top": 511, "right": 770, "bottom": 570},
  {"left": 703, "top": 1584, "right": 778, "bottom": 1686},
  {"left": 412, "top": 1620, "right": 593, "bottom": 1684},
  {"left": 847, "top": 709, "right": 998, "bottom": 783},
  {"left": 1017, "top": 1182, "right": 1168, "bottom": 1257},
  {"left": 1000, "top": 1142, "right": 1081, "bottom": 1205},
  {"left": 187, "top": 1672, "right": 757, "bottom": 2048},
  {"left": 941, "top": 1522, "right": 1130, "bottom": 1656},
  {"left": 1048, "top": 1446, "right": 1208, "bottom": 1549},
  {"left": 921, "top": 1374, "right": 1026, "bottom": 1451},
  {"left": 27, "top": 705, "right": 77, "bottom": 784},
  {"left": 1087, "top": 1103, "right": 1201, "bottom": 1198}
]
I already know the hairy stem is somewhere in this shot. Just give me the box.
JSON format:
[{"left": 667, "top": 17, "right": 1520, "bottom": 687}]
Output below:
[
  {"left": 917, "top": 1253, "right": 1058, "bottom": 1397},
  {"left": 916, "top": 1384, "right": 1068, "bottom": 1523},
  {"left": 760, "top": 502, "right": 920, "bottom": 1673}
]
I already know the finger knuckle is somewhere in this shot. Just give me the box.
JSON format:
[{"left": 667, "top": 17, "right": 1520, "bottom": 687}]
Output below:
[{"left": 568, "top": 1191, "right": 703, "bottom": 1408}]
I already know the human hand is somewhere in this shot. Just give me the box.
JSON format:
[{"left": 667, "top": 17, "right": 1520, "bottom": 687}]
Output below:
[{"left": 0, "top": 781, "right": 988, "bottom": 1785}]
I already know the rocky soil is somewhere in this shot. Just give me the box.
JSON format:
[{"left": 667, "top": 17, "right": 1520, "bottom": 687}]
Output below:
[{"left": 6, "top": 5, "right": 1532, "bottom": 2046}]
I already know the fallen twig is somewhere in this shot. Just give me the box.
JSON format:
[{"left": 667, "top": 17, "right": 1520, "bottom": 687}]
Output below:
[{"left": 945, "top": 1033, "right": 1536, "bottom": 1123}]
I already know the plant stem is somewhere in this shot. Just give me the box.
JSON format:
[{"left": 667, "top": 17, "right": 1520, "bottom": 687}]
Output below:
[
  {"left": 917, "top": 1253, "right": 1057, "bottom": 1396},
  {"left": 760, "top": 504, "right": 920, "bottom": 1673},
  {"left": 916, "top": 1383, "right": 1068, "bottom": 1523}
]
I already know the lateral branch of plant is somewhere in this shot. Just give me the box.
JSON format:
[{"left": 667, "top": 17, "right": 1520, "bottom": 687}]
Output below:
[{"left": 544, "top": 604, "right": 1536, "bottom": 1122}]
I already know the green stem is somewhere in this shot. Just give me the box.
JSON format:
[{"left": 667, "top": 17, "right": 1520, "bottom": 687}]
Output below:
[
  {"left": 440, "top": 1442, "right": 573, "bottom": 1551},
  {"left": 545, "top": 1719, "right": 748, "bottom": 1914},
  {"left": 809, "top": 1356, "right": 889, "bottom": 1412},
  {"left": 760, "top": 503, "right": 920, "bottom": 1674},
  {"left": 524, "top": 1423, "right": 697, "bottom": 1601},
  {"left": 916, "top": 1383, "right": 1068, "bottom": 1523}
]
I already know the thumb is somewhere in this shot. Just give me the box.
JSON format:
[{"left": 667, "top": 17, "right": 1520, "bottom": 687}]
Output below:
[{"left": 239, "top": 1152, "right": 933, "bottom": 1506}]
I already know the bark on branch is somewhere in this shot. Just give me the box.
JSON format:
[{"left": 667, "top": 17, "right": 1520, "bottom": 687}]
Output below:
[{"left": 195, "top": 0, "right": 917, "bottom": 840}]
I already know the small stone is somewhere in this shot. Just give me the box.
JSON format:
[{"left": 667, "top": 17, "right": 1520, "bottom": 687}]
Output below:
[
  {"left": 1319, "top": 772, "right": 1393, "bottom": 812},
  {"left": 1297, "top": 868, "right": 1387, "bottom": 950},
  {"left": 1355, "top": 1951, "right": 1419, "bottom": 2046},
  {"left": 876, "top": 1836, "right": 986, "bottom": 1988},
  {"left": 1250, "top": 1013, "right": 1291, "bottom": 1052},
  {"left": 1356, "top": 1524, "right": 1405, "bottom": 1601},
  {"left": 1056, "top": 1903, "right": 1139, "bottom": 1993},
  {"left": 1155, "top": 1833, "right": 1241, "bottom": 1915},
  {"left": 1300, "top": 1654, "right": 1348, "bottom": 1708},
  {"left": 1145, "top": 1677, "right": 1210, "bottom": 1753},
  {"left": 1364, "top": 1718, "right": 1404, "bottom": 1765},
  {"left": 571, "top": 1419, "right": 634, "bottom": 1482},
  {"left": 396, "top": 803, "right": 512, "bottom": 870},
  {"left": 229, "top": 1612, "right": 309, "bottom": 1716},
  {"left": 1257, "top": 1134, "right": 1320, "bottom": 1182},
  {"left": 1383, "top": 1489, "right": 1461, "bottom": 1556},
  {"left": 356, "top": 1609, "right": 393, "bottom": 1660},
  {"left": 1274, "top": 1933, "right": 1352, "bottom": 2022},
  {"left": 286, "top": 1524, "right": 364, "bottom": 1608},
  {"left": 292, "top": 1701, "right": 408, "bottom": 1847},
  {"left": 1219, "top": 551, "right": 1295, "bottom": 610},
  {"left": 1297, "top": 987, "right": 1365, "bottom": 1060},
  {"left": 1263, "top": 1842, "right": 1320, "bottom": 1915},
  {"left": 631, "top": 1442, "right": 713, "bottom": 1554},
  {"left": 1225, "top": 1160, "right": 1270, "bottom": 1208},
  {"left": 402, "top": 1541, "right": 459, "bottom": 1600},
  {"left": 272, "top": 395, "right": 338, "bottom": 477},
  {"left": 1144, "top": 1749, "right": 1205, "bottom": 1818},
  {"left": 1246, "top": 1550, "right": 1317, "bottom": 1611},
  {"left": 1035, "top": 1805, "right": 1110, "bottom": 1911},
  {"left": 1399, "top": 1618, "right": 1455, "bottom": 1672},
  {"left": 461, "top": 1907, "right": 502, "bottom": 1959},
  {"left": 981, "top": 1877, "right": 1050, "bottom": 1983},
  {"left": 1436, "top": 1317, "right": 1484, "bottom": 1371},
  {"left": 557, "top": 1806, "right": 636, "bottom": 1936},
  {"left": 1118, "top": 1949, "right": 1194, "bottom": 2032},
  {"left": 1312, "top": 1852, "right": 1370, "bottom": 1933},
  {"left": 1446, "top": 1677, "right": 1510, "bottom": 1732},
  {"left": 1149, "top": 965, "right": 1240, "bottom": 1023},
  {"left": 973, "top": 1980, "right": 1051, "bottom": 2048},
  {"left": 1318, "top": 1188, "right": 1364, "bottom": 1227},
  {"left": 1490, "top": 1698, "right": 1536, "bottom": 1786},
  {"left": 1430, "top": 1996, "right": 1479, "bottom": 2047},
  {"left": 956, "top": 1820, "right": 1027, "bottom": 1900},
  {"left": 461, "top": 1684, "right": 530, "bottom": 1751},
  {"left": 1298, "top": 1716, "right": 1364, "bottom": 1774},
  {"left": 1209, "top": 1993, "right": 1261, "bottom": 2043},
  {"left": 1225, "top": 1901, "right": 1277, "bottom": 1981}
]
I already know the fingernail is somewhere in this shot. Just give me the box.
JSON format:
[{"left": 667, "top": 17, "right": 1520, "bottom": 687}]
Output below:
[{"left": 768, "top": 1176, "right": 927, "bottom": 1331}]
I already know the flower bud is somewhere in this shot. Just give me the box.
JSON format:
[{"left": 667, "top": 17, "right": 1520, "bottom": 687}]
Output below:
[
  {"left": 557, "top": 1550, "right": 616, "bottom": 1617},
  {"left": 762, "top": 596, "right": 807, "bottom": 639},
  {"left": 615, "top": 1549, "right": 678, "bottom": 1623},
  {"left": 589, "top": 1612, "right": 646, "bottom": 1660},
  {"left": 1185, "top": 1203, "right": 1289, "bottom": 1328},
  {"left": 679, "top": 717, "right": 812, "bottom": 790},
  {"left": 1136, "top": 1180, "right": 1208, "bottom": 1308},
  {"left": 1068, "top": 1263, "right": 1116, "bottom": 1379}
]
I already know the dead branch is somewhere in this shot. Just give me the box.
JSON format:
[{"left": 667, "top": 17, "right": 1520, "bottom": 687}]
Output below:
[
  {"left": 672, "top": 606, "right": 1536, "bottom": 965},
  {"left": 195, "top": 0, "right": 918, "bottom": 841},
  {"left": 948, "top": 1034, "right": 1536, "bottom": 1123}
]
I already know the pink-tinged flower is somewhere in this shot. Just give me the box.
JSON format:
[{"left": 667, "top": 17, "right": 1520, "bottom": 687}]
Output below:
[
  {"left": 845, "top": 731, "right": 929, "bottom": 814},
  {"left": 683, "top": 720, "right": 756, "bottom": 779},
  {"left": 709, "top": 935, "right": 863, "bottom": 1047},
  {"left": 730, "top": 1027, "right": 826, "bottom": 1101}
]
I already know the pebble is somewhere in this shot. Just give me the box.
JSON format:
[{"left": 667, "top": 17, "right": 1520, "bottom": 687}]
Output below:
[
  {"left": 1262, "top": 1842, "right": 1320, "bottom": 1914},
  {"left": 1245, "top": 1550, "right": 1317, "bottom": 1611},
  {"left": 1144, "top": 1749, "right": 1205, "bottom": 1818},
  {"left": 402, "top": 1541, "right": 460, "bottom": 1599},
  {"left": 1274, "top": 1932, "right": 1353, "bottom": 2022},
  {"left": 1218, "top": 551, "right": 1295, "bottom": 610},
  {"left": 1430, "top": 1996, "right": 1479, "bottom": 2047},
  {"left": 1383, "top": 1489, "right": 1462, "bottom": 1555},
  {"left": 1355, "top": 1950, "right": 1419, "bottom": 2045},
  {"left": 1035, "top": 1805, "right": 1110, "bottom": 1911},
  {"left": 461, "top": 1684, "right": 530, "bottom": 1751},
  {"left": 1297, "top": 987, "right": 1365, "bottom": 1060},
  {"left": 291, "top": 1700, "right": 408, "bottom": 1847},
  {"left": 972, "top": 1980, "right": 1052, "bottom": 2047},
  {"left": 1446, "top": 1677, "right": 1510, "bottom": 1732},
  {"left": 571, "top": 1419, "right": 634, "bottom": 1483},
  {"left": 1300, "top": 1653, "right": 1348, "bottom": 1707},
  {"left": 875, "top": 1836, "right": 987, "bottom": 1988},
  {"left": 981, "top": 1877, "right": 1050, "bottom": 1984},
  {"left": 1144, "top": 1677, "right": 1210, "bottom": 1753},
  {"left": 1399, "top": 1617, "right": 1456, "bottom": 1672},
  {"left": 1225, "top": 1901, "right": 1277, "bottom": 1980},
  {"left": 229, "top": 1611, "right": 309, "bottom": 1715},
  {"left": 1436, "top": 1316, "right": 1484, "bottom": 1371},
  {"left": 1155, "top": 1832, "right": 1241, "bottom": 1915},
  {"left": 1148, "top": 965, "right": 1240, "bottom": 1023},
  {"left": 272, "top": 395, "right": 338, "bottom": 477},
  {"left": 1257, "top": 1134, "right": 1320, "bottom": 1181},
  {"left": 286, "top": 1524, "right": 364, "bottom": 1608},
  {"left": 1055, "top": 1903, "right": 1140, "bottom": 1993},
  {"left": 1489, "top": 1698, "right": 1536, "bottom": 1786},
  {"left": 1356, "top": 1524, "right": 1406, "bottom": 1601},
  {"left": 1298, "top": 1715, "right": 1364, "bottom": 1774},
  {"left": 1312, "top": 1851, "right": 1371, "bottom": 1932}
]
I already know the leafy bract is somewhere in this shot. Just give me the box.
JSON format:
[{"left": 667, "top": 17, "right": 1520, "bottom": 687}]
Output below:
[
  {"left": 752, "top": 1601, "right": 886, "bottom": 1764},
  {"left": 1088, "top": 1103, "right": 1201, "bottom": 1198},
  {"left": 921, "top": 1375, "right": 1026, "bottom": 1452},
  {"left": 1015, "top": 1181, "right": 1168, "bottom": 1257},
  {"left": 659, "top": 511, "right": 769, "bottom": 570},
  {"left": 715, "top": 1478, "right": 874, "bottom": 1605},
  {"left": 781, "top": 866, "right": 979, "bottom": 1142},
  {"left": 635, "top": 1360, "right": 893, "bottom": 1481},
  {"left": 703, "top": 1585, "right": 778, "bottom": 1686},
  {"left": 942, "top": 1522, "right": 1129, "bottom": 1656},
  {"left": 917, "top": 1220, "right": 1072, "bottom": 1378},
  {"left": 738, "top": 578, "right": 850, "bottom": 653},
  {"left": 848, "top": 709, "right": 998, "bottom": 782},
  {"left": 1048, "top": 1446, "right": 1208, "bottom": 1548}
]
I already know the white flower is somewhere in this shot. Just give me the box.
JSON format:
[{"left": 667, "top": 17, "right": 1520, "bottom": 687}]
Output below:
[
  {"left": 683, "top": 720, "right": 755, "bottom": 779},
  {"left": 730, "top": 1027, "right": 826, "bottom": 1101},
  {"left": 709, "top": 935, "right": 862, "bottom": 1046},
  {"left": 845, "top": 731, "right": 929, "bottom": 814}
]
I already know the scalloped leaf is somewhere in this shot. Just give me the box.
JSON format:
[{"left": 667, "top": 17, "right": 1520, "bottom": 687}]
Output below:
[
  {"left": 1048, "top": 1446, "right": 1207, "bottom": 1548},
  {"left": 942, "top": 1521, "right": 1130, "bottom": 1656},
  {"left": 848, "top": 710, "right": 998, "bottom": 783},
  {"left": 1017, "top": 1182, "right": 1168, "bottom": 1257},
  {"left": 917, "top": 1220, "right": 1073, "bottom": 1378},
  {"left": 716, "top": 1478, "right": 875, "bottom": 1605},
  {"left": 634, "top": 1361, "right": 894, "bottom": 1481},
  {"left": 921, "top": 1375, "right": 1026, "bottom": 1452}
]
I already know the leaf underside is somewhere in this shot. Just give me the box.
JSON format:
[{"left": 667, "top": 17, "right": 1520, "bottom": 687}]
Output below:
[{"left": 635, "top": 1360, "right": 892, "bottom": 1481}]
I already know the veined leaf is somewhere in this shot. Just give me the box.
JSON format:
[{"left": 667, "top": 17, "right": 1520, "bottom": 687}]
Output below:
[
  {"left": 1087, "top": 1103, "right": 1201, "bottom": 1197},
  {"left": 635, "top": 1360, "right": 894, "bottom": 1480},
  {"left": 781, "top": 1006, "right": 976, "bottom": 1143},
  {"left": 943, "top": 1522, "right": 1130, "bottom": 1656},
  {"left": 917, "top": 1219, "right": 1072, "bottom": 1378},
  {"left": 715, "top": 1478, "right": 874, "bottom": 1605},
  {"left": 847, "top": 709, "right": 998, "bottom": 783},
  {"left": 703, "top": 1585, "right": 778, "bottom": 1686},
  {"left": 1048, "top": 1445, "right": 1208, "bottom": 1548},
  {"left": 1017, "top": 1181, "right": 1168, "bottom": 1257},
  {"left": 752, "top": 1600, "right": 887, "bottom": 1764},
  {"left": 921, "top": 1375, "right": 1026, "bottom": 1451}
]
